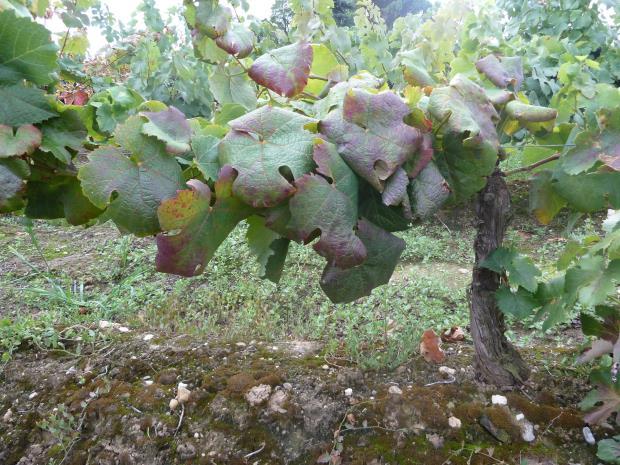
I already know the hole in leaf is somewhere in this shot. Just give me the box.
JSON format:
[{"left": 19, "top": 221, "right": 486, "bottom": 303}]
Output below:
[
  {"left": 304, "top": 228, "right": 321, "bottom": 244},
  {"left": 278, "top": 165, "right": 294, "bottom": 183}
]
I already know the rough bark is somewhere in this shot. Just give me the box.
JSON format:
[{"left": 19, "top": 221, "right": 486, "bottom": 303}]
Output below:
[{"left": 469, "top": 169, "right": 530, "bottom": 386}]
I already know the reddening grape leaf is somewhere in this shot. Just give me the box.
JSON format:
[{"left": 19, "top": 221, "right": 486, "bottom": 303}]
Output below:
[
  {"left": 495, "top": 286, "right": 539, "bottom": 319},
  {"left": 410, "top": 162, "right": 451, "bottom": 219},
  {"left": 505, "top": 100, "right": 557, "bottom": 123},
  {"left": 475, "top": 55, "right": 523, "bottom": 91},
  {"left": 0, "top": 10, "right": 57, "bottom": 85},
  {"left": 0, "top": 124, "right": 41, "bottom": 157},
  {"left": 0, "top": 85, "right": 57, "bottom": 126},
  {"left": 215, "top": 23, "right": 253, "bottom": 58},
  {"left": 246, "top": 215, "right": 290, "bottom": 283},
  {"left": 320, "top": 89, "right": 422, "bottom": 191},
  {"left": 141, "top": 106, "right": 191, "bottom": 154},
  {"left": 561, "top": 127, "right": 620, "bottom": 174},
  {"left": 381, "top": 167, "right": 409, "bottom": 207},
  {"left": 429, "top": 74, "right": 500, "bottom": 150},
  {"left": 419, "top": 329, "right": 446, "bottom": 363},
  {"left": 156, "top": 167, "right": 254, "bottom": 276},
  {"left": 289, "top": 173, "right": 366, "bottom": 268},
  {"left": 320, "top": 219, "right": 405, "bottom": 303},
  {"left": 529, "top": 171, "right": 567, "bottom": 224},
  {"left": 580, "top": 384, "right": 620, "bottom": 425},
  {"left": 78, "top": 116, "right": 184, "bottom": 236},
  {"left": 248, "top": 42, "right": 313, "bottom": 98},
  {"left": 0, "top": 157, "right": 29, "bottom": 213},
  {"left": 313, "top": 138, "right": 358, "bottom": 206},
  {"left": 219, "top": 106, "right": 316, "bottom": 208},
  {"left": 192, "top": 134, "right": 220, "bottom": 181}
]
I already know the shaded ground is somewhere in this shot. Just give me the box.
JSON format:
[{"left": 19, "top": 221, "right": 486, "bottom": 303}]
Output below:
[{"left": 0, "top": 329, "right": 600, "bottom": 465}]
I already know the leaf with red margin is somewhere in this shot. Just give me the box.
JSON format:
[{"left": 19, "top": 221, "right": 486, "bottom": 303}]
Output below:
[
  {"left": 320, "top": 219, "right": 405, "bottom": 303},
  {"left": 248, "top": 42, "right": 312, "bottom": 98},
  {"left": 218, "top": 106, "right": 316, "bottom": 208},
  {"left": 0, "top": 124, "right": 41, "bottom": 157},
  {"left": 475, "top": 55, "right": 523, "bottom": 91},
  {"left": 141, "top": 106, "right": 191, "bottom": 154},
  {"left": 215, "top": 23, "right": 253, "bottom": 58},
  {"left": 156, "top": 166, "right": 255, "bottom": 276},
  {"left": 320, "top": 89, "right": 422, "bottom": 191}
]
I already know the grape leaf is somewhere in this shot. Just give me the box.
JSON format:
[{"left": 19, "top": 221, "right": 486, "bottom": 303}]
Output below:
[
  {"left": 505, "top": 100, "right": 557, "bottom": 123},
  {"left": 141, "top": 106, "right": 191, "bottom": 154},
  {"left": 381, "top": 167, "right": 409, "bottom": 207},
  {"left": 78, "top": 117, "right": 184, "bottom": 236},
  {"left": 580, "top": 384, "right": 620, "bottom": 425},
  {"left": 195, "top": 1, "right": 231, "bottom": 39},
  {"left": 156, "top": 167, "right": 254, "bottom": 276},
  {"left": 304, "top": 44, "right": 346, "bottom": 96},
  {"left": 495, "top": 286, "right": 539, "bottom": 319},
  {"left": 215, "top": 23, "right": 253, "bottom": 58},
  {"left": 358, "top": 181, "right": 411, "bottom": 232},
  {"left": 313, "top": 138, "right": 358, "bottom": 206},
  {"left": 0, "top": 124, "right": 41, "bottom": 157},
  {"left": 481, "top": 247, "right": 541, "bottom": 292},
  {"left": 320, "top": 219, "right": 405, "bottom": 303},
  {"left": 529, "top": 170, "right": 567, "bottom": 224},
  {"left": 596, "top": 436, "right": 620, "bottom": 463},
  {"left": 320, "top": 89, "right": 422, "bottom": 191},
  {"left": 561, "top": 127, "right": 620, "bottom": 174},
  {"left": 192, "top": 134, "right": 220, "bottom": 181},
  {"left": 248, "top": 42, "right": 313, "bottom": 98},
  {"left": 246, "top": 215, "right": 290, "bottom": 283},
  {"left": 0, "top": 84, "right": 57, "bottom": 126},
  {"left": 219, "top": 105, "right": 316, "bottom": 208},
  {"left": 475, "top": 55, "right": 523, "bottom": 91},
  {"left": 0, "top": 157, "right": 29, "bottom": 213},
  {"left": 289, "top": 173, "right": 366, "bottom": 268},
  {"left": 0, "top": 10, "right": 57, "bottom": 85},
  {"left": 39, "top": 109, "right": 87, "bottom": 164},
  {"left": 565, "top": 256, "right": 620, "bottom": 307},
  {"left": 410, "top": 162, "right": 451, "bottom": 219},
  {"left": 399, "top": 48, "right": 435, "bottom": 87},
  {"left": 553, "top": 171, "right": 620, "bottom": 212},
  {"left": 209, "top": 64, "right": 257, "bottom": 111}
]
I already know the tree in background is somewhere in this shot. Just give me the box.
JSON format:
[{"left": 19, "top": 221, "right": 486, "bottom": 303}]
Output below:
[
  {"left": 333, "top": 0, "right": 355, "bottom": 26},
  {"left": 269, "top": 0, "right": 293, "bottom": 34},
  {"left": 374, "top": 0, "right": 431, "bottom": 27}
]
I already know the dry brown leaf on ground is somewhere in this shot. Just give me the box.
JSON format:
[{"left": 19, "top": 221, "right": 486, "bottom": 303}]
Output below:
[
  {"left": 441, "top": 326, "right": 465, "bottom": 343},
  {"left": 420, "top": 329, "right": 446, "bottom": 363}
]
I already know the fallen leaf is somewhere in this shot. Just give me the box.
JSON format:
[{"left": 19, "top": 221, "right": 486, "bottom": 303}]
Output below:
[
  {"left": 441, "top": 326, "right": 465, "bottom": 343},
  {"left": 420, "top": 329, "right": 445, "bottom": 363}
]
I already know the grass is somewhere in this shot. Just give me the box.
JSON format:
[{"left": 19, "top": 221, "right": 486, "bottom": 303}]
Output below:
[{"left": 0, "top": 203, "right": 602, "bottom": 370}]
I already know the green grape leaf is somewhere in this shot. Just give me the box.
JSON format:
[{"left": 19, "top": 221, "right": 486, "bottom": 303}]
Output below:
[
  {"left": 24, "top": 176, "right": 103, "bottom": 225},
  {"left": 0, "top": 157, "right": 29, "bottom": 213},
  {"left": 156, "top": 167, "right": 254, "bottom": 276},
  {"left": 246, "top": 215, "right": 289, "bottom": 283},
  {"left": 0, "top": 10, "right": 57, "bottom": 85},
  {"left": 195, "top": 1, "right": 231, "bottom": 39},
  {"left": 553, "top": 171, "right": 620, "bottom": 212},
  {"left": 0, "top": 84, "right": 57, "bottom": 126},
  {"left": 305, "top": 44, "right": 346, "bottom": 96},
  {"left": 78, "top": 117, "right": 184, "bottom": 236},
  {"left": 320, "top": 89, "right": 422, "bottom": 191},
  {"left": 358, "top": 181, "right": 411, "bottom": 232},
  {"left": 289, "top": 173, "right": 366, "bottom": 268},
  {"left": 505, "top": 100, "right": 557, "bottom": 123},
  {"left": 141, "top": 106, "right": 191, "bottom": 154},
  {"left": 0, "top": 124, "right": 41, "bottom": 157},
  {"left": 399, "top": 48, "right": 435, "bottom": 87},
  {"left": 410, "top": 162, "right": 451, "bottom": 219},
  {"left": 214, "top": 103, "right": 246, "bottom": 126},
  {"left": 248, "top": 42, "right": 313, "bottom": 98},
  {"left": 219, "top": 106, "right": 316, "bottom": 208},
  {"left": 529, "top": 171, "right": 567, "bottom": 224},
  {"left": 39, "top": 109, "right": 87, "bottom": 164},
  {"left": 429, "top": 74, "right": 500, "bottom": 150},
  {"left": 215, "top": 23, "right": 253, "bottom": 58},
  {"left": 209, "top": 64, "right": 257, "bottom": 111},
  {"left": 481, "top": 247, "right": 541, "bottom": 292},
  {"left": 495, "top": 286, "right": 540, "bottom": 319},
  {"left": 320, "top": 219, "right": 405, "bottom": 303},
  {"left": 565, "top": 256, "right": 620, "bottom": 307},
  {"left": 596, "top": 436, "right": 620, "bottom": 464},
  {"left": 192, "top": 133, "right": 220, "bottom": 181},
  {"left": 475, "top": 55, "right": 523, "bottom": 91}
]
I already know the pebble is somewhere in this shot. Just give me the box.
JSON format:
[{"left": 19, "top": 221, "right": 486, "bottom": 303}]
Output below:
[
  {"left": 388, "top": 385, "right": 403, "bottom": 395},
  {"left": 439, "top": 366, "right": 456, "bottom": 377},
  {"left": 65, "top": 366, "right": 77, "bottom": 376},
  {"left": 321, "top": 365, "right": 329, "bottom": 370},
  {"left": 521, "top": 421, "right": 535, "bottom": 442},
  {"left": 283, "top": 382, "right": 293, "bottom": 391},
  {"left": 515, "top": 413, "right": 525, "bottom": 421},
  {"left": 145, "top": 380, "right": 153, "bottom": 386},
  {"left": 143, "top": 334, "right": 154, "bottom": 341},
  {"left": 448, "top": 416, "right": 461, "bottom": 429},
  {"left": 118, "top": 326, "right": 130, "bottom": 333},
  {"left": 177, "top": 384, "right": 191, "bottom": 404},
  {"left": 28, "top": 392, "right": 38, "bottom": 400},
  {"left": 2, "top": 409, "right": 12, "bottom": 423},
  {"left": 344, "top": 388, "right": 353, "bottom": 397},
  {"left": 235, "top": 342, "right": 246, "bottom": 348},
  {"left": 491, "top": 395, "right": 508, "bottom": 405},
  {"left": 583, "top": 426, "right": 596, "bottom": 445},
  {"left": 245, "top": 384, "right": 272, "bottom": 406},
  {"left": 169, "top": 399, "right": 179, "bottom": 410}
]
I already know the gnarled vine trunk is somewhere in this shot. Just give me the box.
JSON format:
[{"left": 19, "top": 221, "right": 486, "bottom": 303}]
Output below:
[{"left": 469, "top": 169, "right": 530, "bottom": 386}]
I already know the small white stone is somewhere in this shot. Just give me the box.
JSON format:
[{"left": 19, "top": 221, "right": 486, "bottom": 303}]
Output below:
[
  {"left": 491, "top": 395, "right": 508, "bottom": 405},
  {"left": 169, "top": 398, "right": 179, "bottom": 410},
  {"left": 65, "top": 366, "right": 77, "bottom": 376},
  {"left": 143, "top": 334, "right": 154, "bottom": 341},
  {"left": 235, "top": 342, "right": 246, "bottom": 348},
  {"left": 515, "top": 413, "right": 525, "bottom": 421},
  {"left": 344, "top": 388, "right": 353, "bottom": 397},
  {"left": 98, "top": 320, "right": 114, "bottom": 329},
  {"left": 521, "top": 422, "right": 535, "bottom": 442},
  {"left": 439, "top": 366, "right": 456, "bottom": 377},
  {"left": 388, "top": 385, "right": 403, "bottom": 395},
  {"left": 2, "top": 409, "right": 12, "bottom": 423},
  {"left": 194, "top": 432, "right": 200, "bottom": 439},
  {"left": 145, "top": 380, "right": 153, "bottom": 386},
  {"left": 583, "top": 426, "right": 596, "bottom": 445},
  {"left": 283, "top": 382, "right": 293, "bottom": 391},
  {"left": 245, "top": 384, "right": 272, "bottom": 406},
  {"left": 322, "top": 364, "right": 329, "bottom": 370},
  {"left": 458, "top": 268, "right": 469, "bottom": 274},
  {"left": 28, "top": 392, "right": 38, "bottom": 400},
  {"left": 271, "top": 346, "right": 279, "bottom": 351},
  {"left": 448, "top": 416, "right": 461, "bottom": 429},
  {"left": 177, "top": 384, "right": 191, "bottom": 404},
  {"left": 118, "top": 326, "right": 130, "bottom": 333}
]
